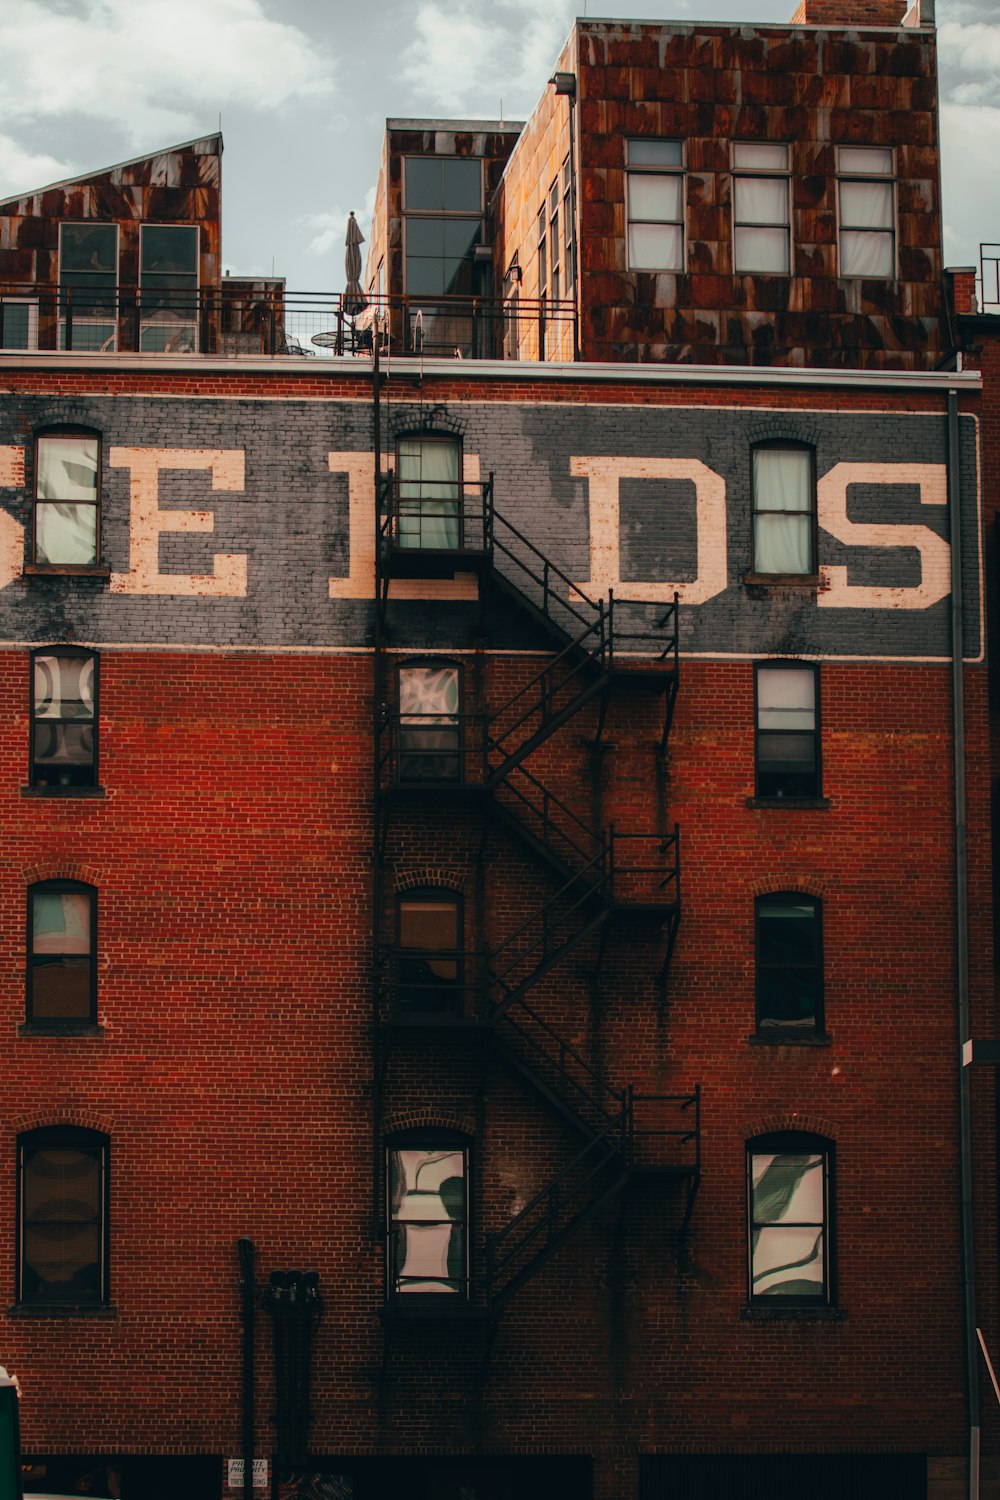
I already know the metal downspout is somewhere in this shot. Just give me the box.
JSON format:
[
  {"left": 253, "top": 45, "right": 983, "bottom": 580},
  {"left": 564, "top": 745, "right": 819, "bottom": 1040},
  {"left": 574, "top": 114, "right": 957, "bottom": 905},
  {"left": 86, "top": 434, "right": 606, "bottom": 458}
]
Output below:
[
  {"left": 949, "top": 389, "right": 980, "bottom": 1500},
  {"left": 237, "top": 1237, "right": 255, "bottom": 1500}
]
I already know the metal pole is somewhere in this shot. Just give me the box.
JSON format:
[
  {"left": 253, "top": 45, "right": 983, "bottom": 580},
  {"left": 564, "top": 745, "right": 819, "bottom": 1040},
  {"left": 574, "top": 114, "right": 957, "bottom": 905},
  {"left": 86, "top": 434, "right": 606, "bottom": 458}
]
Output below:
[{"left": 237, "top": 1238, "right": 255, "bottom": 1500}]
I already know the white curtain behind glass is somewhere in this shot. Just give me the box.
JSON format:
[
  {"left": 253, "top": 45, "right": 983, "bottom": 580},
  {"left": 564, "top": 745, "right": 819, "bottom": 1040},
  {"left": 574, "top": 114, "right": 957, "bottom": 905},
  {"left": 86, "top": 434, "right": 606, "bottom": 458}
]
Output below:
[
  {"left": 398, "top": 438, "right": 460, "bottom": 549},
  {"left": 753, "top": 449, "right": 812, "bottom": 573}
]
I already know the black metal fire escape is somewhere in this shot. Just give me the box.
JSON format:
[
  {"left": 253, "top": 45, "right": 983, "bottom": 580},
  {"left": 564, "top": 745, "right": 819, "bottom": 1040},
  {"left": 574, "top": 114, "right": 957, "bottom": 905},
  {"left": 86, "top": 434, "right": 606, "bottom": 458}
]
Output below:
[{"left": 372, "top": 465, "right": 700, "bottom": 1317}]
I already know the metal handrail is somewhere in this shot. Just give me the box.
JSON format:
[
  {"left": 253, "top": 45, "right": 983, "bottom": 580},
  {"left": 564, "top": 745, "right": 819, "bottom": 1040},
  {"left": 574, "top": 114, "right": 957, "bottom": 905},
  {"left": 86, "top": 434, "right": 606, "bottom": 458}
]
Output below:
[
  {"left": 496, "top": 995, "right": 626, "bottom": 1122},
  {"left": 487, "top": 612, "right": 607, "bottom": 751},
  {"left": 495, "top": 760, "right": 602, "bottom": 871},
  {"left": 489, "top": 853, "right": 609, "bottom": 984}
]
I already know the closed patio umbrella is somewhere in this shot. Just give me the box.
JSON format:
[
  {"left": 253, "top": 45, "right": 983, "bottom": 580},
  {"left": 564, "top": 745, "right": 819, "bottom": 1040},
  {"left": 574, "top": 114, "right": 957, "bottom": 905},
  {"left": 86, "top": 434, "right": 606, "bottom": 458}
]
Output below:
[{"left": 344, "top": 211, "right": 367, "bottom": 317}]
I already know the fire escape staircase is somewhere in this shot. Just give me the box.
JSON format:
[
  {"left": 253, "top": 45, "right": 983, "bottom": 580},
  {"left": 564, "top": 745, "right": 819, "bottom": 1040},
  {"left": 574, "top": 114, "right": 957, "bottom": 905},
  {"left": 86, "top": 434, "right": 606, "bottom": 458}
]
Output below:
[{"left": 375, "top": 471, "right": 697, "bottom": 1315}]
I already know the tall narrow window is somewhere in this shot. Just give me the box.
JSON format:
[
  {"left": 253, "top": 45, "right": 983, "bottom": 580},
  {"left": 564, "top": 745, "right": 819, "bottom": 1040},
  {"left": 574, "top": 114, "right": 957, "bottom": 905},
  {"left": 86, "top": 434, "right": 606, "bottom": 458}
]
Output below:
[
  {"left": 733, "top": 143, "right": 791, "bottom": 275},
  {"left": 755, "top": 663, "right": 819, "bottom": 799},
  {"left": 18, "top": 1126, "right": 109, "bottom": 1306},
  {"left": 0, "top": 297, "right": 38, "bottom": 350},
  {"left": 33, "top": 431, "right": 101, "bottom": 568},
  {"left": 838, "top": 147, "right": 895, "bottom": 278},
  {"left": 27, "top": 881, "right": 97, "bottom": 1025},
  {"left": 396, "top": 891, "right": 463, "bottom": 1015},
  {"left": 751, "top": 444, "right": 814, "bottom": 576},
  {"left": 396, "top": 437, "right": 461, "bottom": 550},
  {"left": 31, "top": 648, "right": 98, "bottom": 789},
  {"left": 747, "top": 1132, "right": 833, "bottom": 1304},
  {"left": 387, "top": 1132, "right": 469, "bottom": 1297},
  {"left": 397, "top": 662, "right": 462, "bottom": 783},
  {"left": 755, "top": 893, "right": 822, "bottom": 1035},
  {"left": 403, "top": 156, "right": 482, "bottom": 296},
  {"left": 59, "top": 224, "right": 118, "bottom": 351},
  {"left": 139, "top": 225, "right": 199, "bottom": 352},
  {"left": 626, "top": 139, "right": 684, "bottom": 271},
  {"left": 562, "top": 156, "right": 574, "bottom": 293}
]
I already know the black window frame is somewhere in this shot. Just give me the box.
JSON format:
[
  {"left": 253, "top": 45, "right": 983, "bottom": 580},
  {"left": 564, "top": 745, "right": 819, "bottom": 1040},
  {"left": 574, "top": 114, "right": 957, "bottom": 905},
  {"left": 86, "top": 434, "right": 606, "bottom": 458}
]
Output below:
[
  {"left": 26, "top": 879, "right": 98, "bottom": 1028},
  {"left": 750, "top": 439, "right": 817, "bottom": 579},
  {"left": 17, "top": 1125, "right": 110, "bottom": 1308},
  {"left": 394, "top": 433, "right": 463, "bottom": 552},
  {"left": 385, "top": 1128, "right": 471, "bottom": 1301},
  {"left": 394, "top": 888, "right": 465, "bottom": 1016},
  {"left": 395, "top": 657, "right": 464, "bottom": 785},
  {"left": 754, "top": 660, "right": 820, "bottom": 801},
  {"left": 755, "top": 892, "right": 823, "bottom": 1038},
  {"left": 746, "top": 1131, "right": 834, "bottom": 1307},
  {"left": 31, "top": 427, "right": 104, "bottom": 573},
  {"left": 29, "top": 646, "right": 99, "bottom": 792}
]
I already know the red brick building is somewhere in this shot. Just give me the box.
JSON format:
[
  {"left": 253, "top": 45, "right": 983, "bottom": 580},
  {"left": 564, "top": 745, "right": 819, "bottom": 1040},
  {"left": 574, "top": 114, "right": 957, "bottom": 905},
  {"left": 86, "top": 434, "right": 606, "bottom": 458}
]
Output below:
[{"left": 0, "top": 1, "right": 996, "bottom": 1499}]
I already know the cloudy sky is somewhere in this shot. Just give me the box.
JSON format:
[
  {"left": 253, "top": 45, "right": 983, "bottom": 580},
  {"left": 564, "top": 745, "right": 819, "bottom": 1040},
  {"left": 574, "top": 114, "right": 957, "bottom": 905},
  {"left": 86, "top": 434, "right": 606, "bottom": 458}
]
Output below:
[{"left": 0, "top": 0, "right": 997, "bottom": 297}]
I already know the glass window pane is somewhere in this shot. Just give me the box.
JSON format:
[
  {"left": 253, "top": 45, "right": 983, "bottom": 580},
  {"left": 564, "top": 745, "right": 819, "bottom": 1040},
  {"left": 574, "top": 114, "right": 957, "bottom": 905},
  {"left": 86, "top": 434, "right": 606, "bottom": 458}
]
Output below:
[
  {"left": 734, "top": 142, "right": 789, "bottom": 170},
  {"left": 34, "top": 654, "right": 95, "bottom": 719},
  {"left": 32, "top": 892, "right": 91, "bottom": 954},
  {"left": 753, "top": 512, "right": 810, "bottom": 573},
  {"left": 840, "top": 229, "right": 894, "bottom": 278},
  {"left": 405, "top": 157, "right": 442, "bottom": 209},
  {"left": 37, "top": 437, "right": 98, "bottom": 501},
  {"left": 758, "top": 900, "right": 817, "bottom": 963},
  {"left": 400, "top": 900, "right": 459, "bottom": 950},
  {"left": 30, "top": 958, "right": 92, "bottom": 1020},
  {"left": 735, "top": 226, "right": 788, "bottom": 274},
  {"left": 406, "top": 218, "right": 446, "bottom": 257},
  {"left": 441, "top": 158, "right": 482, "bottom": 211},
  {"left": 34, "top": 722, "right": 95, "bottom": 770},
  {"left": 628, "top": 223, "right": 683, "bottom": 270},
  {"left": 840, "top": 181, "right": 893, "bottom": 231},
  {"left": 404, "top": 257, "right": 446, "bottom": 295},
  {"left": 629, "top": 175, "right": 683, "bottom": 222},
  {"left": 628, "top": 139, "right": 683, "bottom": 167},
  {"left": 35, "top": 503, "right": 98, "bottom": 566},
  {"left": 735, "top": 177, "right": 788, "bottom": 226},
  {"left": 60, "top": 225, "right": 117, "bottom": 276},
  {"left": 752, "top": 1225, "right": 825, "bottom": 1296},
  {"left": 839, "top": 146, "right": 893, "bottom": 175},
  {"left": 753, "top": 449, "right": 811, "bottom": 514},
  {"left": 443, "top": 218, "right": 481, "bottom": 257},
  {"left": 24, "top": 1146, "right": 100, "bottom": 1219},
  {"left": 758, "top": 731, "right": 816, "bottom": 770},
  {"left": 1, "top": 302, "right": 32, "bottom": 349},
  {"left": 141, "top": 225, "right": 198, "bottom": 276},
  {"left": 751, "top": 1151, "right": 824, "bottom": 1221},
  {"left": 758, "top": 666, "right": 815, "bottom": 722}
]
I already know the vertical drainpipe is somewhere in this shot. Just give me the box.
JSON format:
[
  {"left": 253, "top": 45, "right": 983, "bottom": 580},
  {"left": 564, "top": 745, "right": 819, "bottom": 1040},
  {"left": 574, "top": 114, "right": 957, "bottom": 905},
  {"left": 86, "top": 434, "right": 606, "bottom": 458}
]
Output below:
[
  {"left": 237, "top": 1237, "right": 255, "bottom": 1500},
  {"left": 949, "top": 388, "right": 980, "bottom": 1500}
]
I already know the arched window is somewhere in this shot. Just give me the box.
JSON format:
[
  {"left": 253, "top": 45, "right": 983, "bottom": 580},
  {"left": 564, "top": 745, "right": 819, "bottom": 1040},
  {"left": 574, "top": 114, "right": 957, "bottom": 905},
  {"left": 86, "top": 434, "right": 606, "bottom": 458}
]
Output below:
[
  {"left": 396, "top": 660, "right": 462, "bottom": 783},
  {"left": 395, "top": 889, "right": 464, "bottom": 1015},
  {"left": 386, "top": 1130, "right": 469, "bottom": 1299},
  {"left": 30, "top": 647, "right": 99, "bottom": 790},
  {"left": 747, "top": 1132, "right": 834, "bottom": 1305},
  {"left": 755, "top": 893, "right": 823, "bottom": 1036},
  {"left": 33, "top": 428, "right": 102, "bottom": 568},
  {"left": 18, "top": 1125, "right": 109, "bottom": 1306},
  {"left": 751, "top": 442, "right": 815, "bottom": 576},
  {"left": 27, "top": 880, "right": 97, "bottom": 1025}
]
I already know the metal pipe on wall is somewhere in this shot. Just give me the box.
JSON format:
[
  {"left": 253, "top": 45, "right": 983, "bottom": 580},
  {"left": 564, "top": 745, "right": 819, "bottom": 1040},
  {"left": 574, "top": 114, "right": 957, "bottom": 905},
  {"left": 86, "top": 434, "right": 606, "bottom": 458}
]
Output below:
[{"left": 237, "top": 1237, "right": 255, "bottom": 1500}]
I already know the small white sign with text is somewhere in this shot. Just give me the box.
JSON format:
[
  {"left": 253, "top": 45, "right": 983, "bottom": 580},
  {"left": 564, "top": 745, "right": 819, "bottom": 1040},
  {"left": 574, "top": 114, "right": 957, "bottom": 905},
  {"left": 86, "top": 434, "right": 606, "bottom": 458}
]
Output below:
[{"left": 227, "top": 1458, "right": 269, "bottom": 1489}]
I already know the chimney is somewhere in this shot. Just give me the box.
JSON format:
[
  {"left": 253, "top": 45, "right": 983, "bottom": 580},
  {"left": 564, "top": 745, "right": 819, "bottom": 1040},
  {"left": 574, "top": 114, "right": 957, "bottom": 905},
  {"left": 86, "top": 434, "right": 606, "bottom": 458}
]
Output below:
[
  {"left": 946, "top": 267, "right": 979, "bottom": 317},
  {"left": 790, "top": 0, "right": 909, "bottom": 23}
]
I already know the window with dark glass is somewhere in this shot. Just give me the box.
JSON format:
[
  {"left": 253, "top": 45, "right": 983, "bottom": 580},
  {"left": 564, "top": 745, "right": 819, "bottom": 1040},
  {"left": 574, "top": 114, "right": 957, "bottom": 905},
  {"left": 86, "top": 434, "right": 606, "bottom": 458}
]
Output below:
[
  {"left": 387, "top": 1131, "right": 469, "bottom": 1297},
  {"left": 396, "top": 436, "right": 461, "bottom": 550},
  {"left": 403, "top": 157, "right": 482, "bottom": 296},
  {"left": 33, "top": 431, "right": 101, "bottom": 568},
  {"left": 562, "top": 155, "right": 574, "bottom": 292},
  {"left": 751, "top": 443, "right": 815, "bottom": 576},
  {"left": 396, "top": 891, "right": 463, "bottom": 1015},
  {"left": 838, "top": 147, "right": 895, "bottom": 278},
  {"left": 139, "top": 225, "right": 199, "bottom": 352},
  {"left": 397, "top": 661, "right": 462, "bottom": 783},
  {"left": 626, "top": 139, "right": 684, "bottom": 271},
  {"left": 18, "top": 1126, "right": 109, "bottom": 1306},
  {"left": 0, "top": 297, "right": 38, "bottom": 350},
  {"left": 59, "top": 223, "right": 118, "bottom": 351},
  {"left": 31, "top": 648, "right": 98, "bottom": 789},
  {"left": 733, "top": 143, "right": 791, "bottom": 275},
  {"left": 755, "top": 894, "right": 822, "bottom": 1035},
  {"left": 755, "top": 662, "right": 819, "bottom": 799},
  {"left": 27, "top": 881, "right": 97, "bottom": 1025},
  {"left": 747, "top": 1132, "right": 833, "bottom": 1304}
]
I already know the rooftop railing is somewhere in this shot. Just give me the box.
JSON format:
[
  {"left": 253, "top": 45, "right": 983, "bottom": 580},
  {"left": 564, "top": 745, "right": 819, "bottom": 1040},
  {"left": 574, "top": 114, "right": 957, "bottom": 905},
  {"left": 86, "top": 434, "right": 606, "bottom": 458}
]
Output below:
[
  {"left": 0, "top": 284, "right": 578, "bottom": 362},
  {"left": 980, "top": 244, "right": 1000, "bottom": 313}
]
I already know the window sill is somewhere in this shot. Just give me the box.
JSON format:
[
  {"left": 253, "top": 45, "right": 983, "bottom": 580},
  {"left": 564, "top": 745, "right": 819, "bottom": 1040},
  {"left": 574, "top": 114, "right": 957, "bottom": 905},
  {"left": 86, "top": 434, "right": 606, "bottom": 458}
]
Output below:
[
  {"left": 743, "top": 573, "right": 819, "bottom": 589},
  {"left": 379, "top": 1300, "right": 493, "bottom": 1324},
  {"left": 748, "top": 1029, "right": 831, "bottom": 1047},
  {"left": 18, "top": 1022, "right": 104, "bottom": 1038},
  {"left": 20, "top": 785, "right": 106, "bottom": 799},
  {"left": 741, "top": 1303, "right": 845, "bottom": 1322},
  {"left": 746, "top": 796, "right": 830, "bottom": 810},
  {"left": 8, "top": 1302, "right": 116, "bottom": 1318},
  {"left": 23, "top": 564, "right": 111, "bottom": 578}
]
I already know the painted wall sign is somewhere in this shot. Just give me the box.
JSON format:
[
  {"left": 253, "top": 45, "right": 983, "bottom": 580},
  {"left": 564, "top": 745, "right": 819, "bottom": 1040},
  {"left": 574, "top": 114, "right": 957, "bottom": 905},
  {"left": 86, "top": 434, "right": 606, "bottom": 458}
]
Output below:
[{"left": 0, "top": 397, "right": 982, "bottom": 660}]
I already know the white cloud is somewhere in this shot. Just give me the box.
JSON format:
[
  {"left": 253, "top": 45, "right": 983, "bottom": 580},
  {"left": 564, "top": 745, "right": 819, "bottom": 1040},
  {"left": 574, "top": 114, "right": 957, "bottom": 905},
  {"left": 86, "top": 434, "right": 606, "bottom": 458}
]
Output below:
[
  {"left": 0, "top": 134, "right": 77, "bottom": 200},
  {"left": 400, "top": 0, "right": 575, "bottom": 116},
  {"left": 0, "top": 0, "right": 336, "bottom": 144},
  {"left": 940, "top": 101, "right": 1000, "bottom": 268},
  {"left": 301, "top": 184, "right": 377, "bottom": 269}
]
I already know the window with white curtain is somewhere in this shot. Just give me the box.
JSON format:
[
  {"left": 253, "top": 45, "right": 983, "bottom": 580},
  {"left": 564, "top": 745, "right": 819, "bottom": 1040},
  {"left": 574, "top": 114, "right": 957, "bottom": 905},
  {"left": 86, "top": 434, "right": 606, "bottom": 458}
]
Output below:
[
  {"left": 755, "top": 662, "right": 819, "bottom": 799},
  {"left": 837, "top": 147, "right": 895, "bottom": 278},
  {"left": 31, "top": 648, "right": 98, "bottom": 790},
  {"left": 626, "top": 139, "right": 685, "bottom": 271},
  {"left": 733, "top": 143, "right": 791, "bottom": 274},
  {"left": 387, "top": 1131, "right": 469, "bottom": 1296},
  {"left": 747, "top": 1132, "right": 833, "bottom": 1304},
  {"left": 33, "top": 430, "right": 101, "bottom": 568},
  {"left": 396, "top": 436, "right": 461, "bottom": 550},
  {"left": 751, "top": 444, "right": 815, "bottom": 575}
]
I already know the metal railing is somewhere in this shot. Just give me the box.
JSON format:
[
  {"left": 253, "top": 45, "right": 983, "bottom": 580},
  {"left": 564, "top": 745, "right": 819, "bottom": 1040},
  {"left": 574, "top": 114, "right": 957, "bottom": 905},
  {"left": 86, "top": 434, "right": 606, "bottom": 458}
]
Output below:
[{"left": 0, "top": 284, "right": 578, "bottom": 361}]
